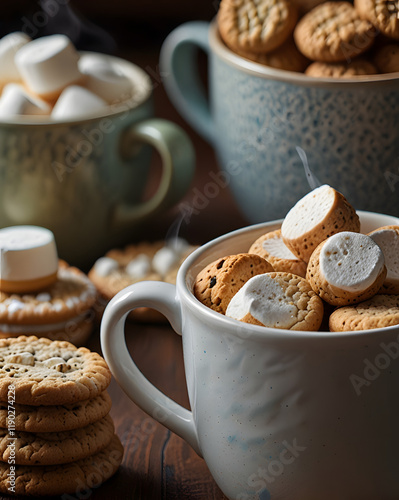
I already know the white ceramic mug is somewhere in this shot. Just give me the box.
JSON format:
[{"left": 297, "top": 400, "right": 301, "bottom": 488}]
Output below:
[{"left": 101, "top": 211, "right": 399, "bottom": 500}]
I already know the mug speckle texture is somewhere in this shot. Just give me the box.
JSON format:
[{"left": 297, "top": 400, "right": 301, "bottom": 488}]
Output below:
[{"left": 211, "top": 54, "right": 399, "bottom": 222}]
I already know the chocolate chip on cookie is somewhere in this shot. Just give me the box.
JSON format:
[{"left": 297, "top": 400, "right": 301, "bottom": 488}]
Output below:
[{"left": 193, "top": 253, "right": 274, "bottom": 314}]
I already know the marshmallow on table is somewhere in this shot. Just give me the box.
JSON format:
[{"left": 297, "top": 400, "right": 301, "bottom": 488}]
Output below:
[
  {"left": 306, "top": 231, "right": 387, "bottom": 306},
  {"left": 281, "top": 184, "right": 360, "bottom": 262},
  {"left": 0, "top": 83, "right": 50, "bottom": 118},
  {"left": 78, "top": 54, "right": 133, "bottom": 104},
  {"left": 0, "top": 32, "right": 31, "bottom": 83},
  {"left": 369, "top": 225, "right": 399, "bottom": 294},
  {"left": 15, "top": 34, "right": 83, "bottom": 101},
  {"left": 0, "top": 226, "right": 58, "bottom": 293},
  {"left": 51, "top": 85, "right": 108, "bottom": 119}
]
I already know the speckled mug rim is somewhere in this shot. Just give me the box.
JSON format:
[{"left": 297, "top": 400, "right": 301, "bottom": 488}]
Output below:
[
  {"left": 0, "top": 52, "right": 152, "bottom": 128},
  {"left": 209, "top": 19, "right": 399, "bottom": 87}
]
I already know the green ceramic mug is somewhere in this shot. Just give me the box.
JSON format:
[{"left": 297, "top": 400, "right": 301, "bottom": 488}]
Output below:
[{"left": 0, "top": 53, "right": 195, "bottom": 268}]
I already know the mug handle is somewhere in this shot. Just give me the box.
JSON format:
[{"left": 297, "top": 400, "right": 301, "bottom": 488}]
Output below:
[
  {"left": 113, "top": 118, "right": 195, "bottom": 229},
  {"left": 100, "top": 281, "right": 202, "bottom": 457},
  {"left": 160, "top": 21, "right": 216, "bottom": 144}
]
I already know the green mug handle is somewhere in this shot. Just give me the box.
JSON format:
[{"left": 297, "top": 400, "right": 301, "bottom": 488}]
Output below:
[
  {"left": 160, "top": 21, "right": 215, "bottom": 144},
  {"left": 113, "top": 118, "right": 195, "bottom": 229}
]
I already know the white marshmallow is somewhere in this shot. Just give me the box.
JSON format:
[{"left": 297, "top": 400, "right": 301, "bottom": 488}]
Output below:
[
  {"left": 0, "top": 225, "right": 58, "bottom": 285},
  {"left": 126, "top": 254, "right": 151, "bottom": 280},
  {"left": 166, "top": 237, "right": 190, "bottom": 255},
  {"left": 36, "top": 292, "right": 51, "bottom": 302},
  {"left": 281, "top": 185, "right": 336, "bottom": 239},
  {"left": 369, "top": 228, "right": 399, "bottom": 284},
  {"left": 226, "top": 274, "right": 298, "bottom": 329},
  {"left": 5, "top": 352, "right": 35, "bottom": 366},
  {"left": 262, "top": 233, "right": 299, "bottom": 260},
  {"left": 51, "top": 85, "right": 107, "bottom": 120},
  {"left": 0, "top": 83, "right": 50, "bottom": 117},
  {"left": 152, "top": 246, "right": 179, "bottom": 277},
  {"left": 93, "top": 257, "right": 119, "bottom": 277},
  {"left": 320, "top": 232, "right": 385, "bottom": 292},
  {"left": 15, "top": 34, "right": 81, "bottom": 97},
  {"left": 0, "top": 32, "right": 31, "bottom": 82},
  {"left": 78, "top": 54, "right": 132, "bottom": 103},
  {"left": 43, "top": 357, "right": 67, "bottom": 368}
]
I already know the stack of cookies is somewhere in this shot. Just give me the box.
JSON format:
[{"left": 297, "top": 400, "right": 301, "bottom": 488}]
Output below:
[
  {"left": 194, "top": 184, "right": 399, "bottom": 332},
  {"left": 0, "top": 226, "right": 97, "bottom": 346},
  {"left": 0, "top": 336, "right": 123, "bottom": 497},
  {"left": 217, "top": 0, "right": 399, "bottom": 77}
]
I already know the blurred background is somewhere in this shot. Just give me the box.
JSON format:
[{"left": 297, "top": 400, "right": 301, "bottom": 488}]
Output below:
[{"left": 0, "top": 0, "right": 247, "bottom": 247}]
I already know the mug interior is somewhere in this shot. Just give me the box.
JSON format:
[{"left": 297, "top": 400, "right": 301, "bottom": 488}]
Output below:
[
  {"left": 0, "top": 52, "right": 152, "bottom": 126},
  {"left": 180, "top": 210, "right": 399, "bottom": 337},
  {"left": 209, "top": 19, "right": 399, "bottom": 86}
]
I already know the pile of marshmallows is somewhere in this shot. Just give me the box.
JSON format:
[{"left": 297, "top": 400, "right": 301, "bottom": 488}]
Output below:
[{"left": 0, "top": 32, "right": 133, "bottom": 120}]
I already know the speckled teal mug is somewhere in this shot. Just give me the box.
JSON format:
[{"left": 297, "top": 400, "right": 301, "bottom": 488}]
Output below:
[
  {"left": 161, "top": 20, "right": 399, "bottom": 222},
  {"left": 0, "top": 54, "right": 195, "bottom": 268}
]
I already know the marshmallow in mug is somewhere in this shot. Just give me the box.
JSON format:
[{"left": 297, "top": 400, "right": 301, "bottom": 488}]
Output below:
[
  {"left": 0, "top": 32, "right": 31, "bottom": 83},
  {"left": 0, "top": 83, "right": 50, "bottom": 117},
  {"left": 79, "top": 54, "right": 133, "bottom": 104},
  {"left": 51, "top": 85, "right": 108, "bottom": 119},
  {"left": 0, "top": 225, "right": 59, "bottom": 293},
  {"left": 15, "top": 34, "right": 83, "bottom": 101}
]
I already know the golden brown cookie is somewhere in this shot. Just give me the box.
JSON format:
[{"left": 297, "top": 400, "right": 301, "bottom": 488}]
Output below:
[
  {"left": 373, "top": 43, "right": 399, "bottom": 72},
  {"left": 235, "top": 37, "right": 309, "bottom": 72},
  {"left": 248, "top": 229, "right": 307, "bottom": 277},
  {"left": 226, "top": 272, "right": 324, "bottom": 330},
  {"left": 193, "top": 253, "right": 274, "bottom": 314},
  {"left": 329, "top": 294, "right": 399, "bottom": 331},
  {"left": 0, "top": 260, "right": 97, "bottom": 346},
  {"left": 218, "top": 0, "right": 298, "bottom": 54},
  {"left": 89, "top": 240, "right": 197, "bottom": 322},
  {"left": 306, "top": 232, "right": 387, "bottom": 306},
  {"left": 281, "top": 184, "right": 360, "bottom": 263},
  {"left": 0, "top": 414, "right": 114, "bottom": 466},
  {"left": 0, "top": 433, "right": 123, "bottom": 496},
  {"left": 305, "top": 58, "right": 378, "bottom": 77},
  {"left": 368, "top": 225, "right": 399, "bottom": 294},
  {"left": 354, "top": 0, "right": 399, "bottom": 40},
  {"left": 0, "top": 391, "right": 112, "bottom": 433},
  {"left": 294, "top": 2, "right": 375, "bottom": 62},
  {"left": 0, "top": 336, "right": 111, "bottom": 406}
]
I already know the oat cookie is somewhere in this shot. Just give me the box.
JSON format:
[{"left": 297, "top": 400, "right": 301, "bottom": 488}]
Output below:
[
  {"left": 218, "top": 0, "right": 298, "bottom": 55},
  {"left": 236, "top": 37, "right": 309, "bottom": 72},
  {"left": 368, "top": 225, "right": 399, "bottom": 294},
  {"left": 0, "top": 260, "right": 97, "bottom": 346},
  {"left": 89, "top": 240, "right": 197, "bottom": 322},
  {"left": 0, "top": 336, "right": 111, "bottom": 406},
  {"left": 226, "top": 272, "right": 324, "bottom": 330},
  {"left": 248, "top": 229, "right": 307, "bottom": 277},
  {"left": 294, "top": 2, "right": 375, "bottom": 62},
  {"left": 373, "top": 43, "right": 399, "bottom": 72},
  {"left": 306, "top": 232, "right": 387, "bottom": 306},
  {"left": 0, "top": 391, "right": 112, "bottom": 433},
  {"left": 305, "top": 58, "right": 378, "bottom": 77},
  {"left": 281, "top": 185, "right": 360, "bottom": 263},
  {"left": 0, "top": 414, "right": 114, "bottom": 465},
  {"left": 193, "top": 253, "right": 274, "bottom": 314},
  {"left": 355, "top": 0, "right": 399, "bottom": 40},
  {"left": 329, "top": 294, "right": 399, "bottom": 331},
  {"left": 0, "top": 433, "right": 123, "bottom": 496}
]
